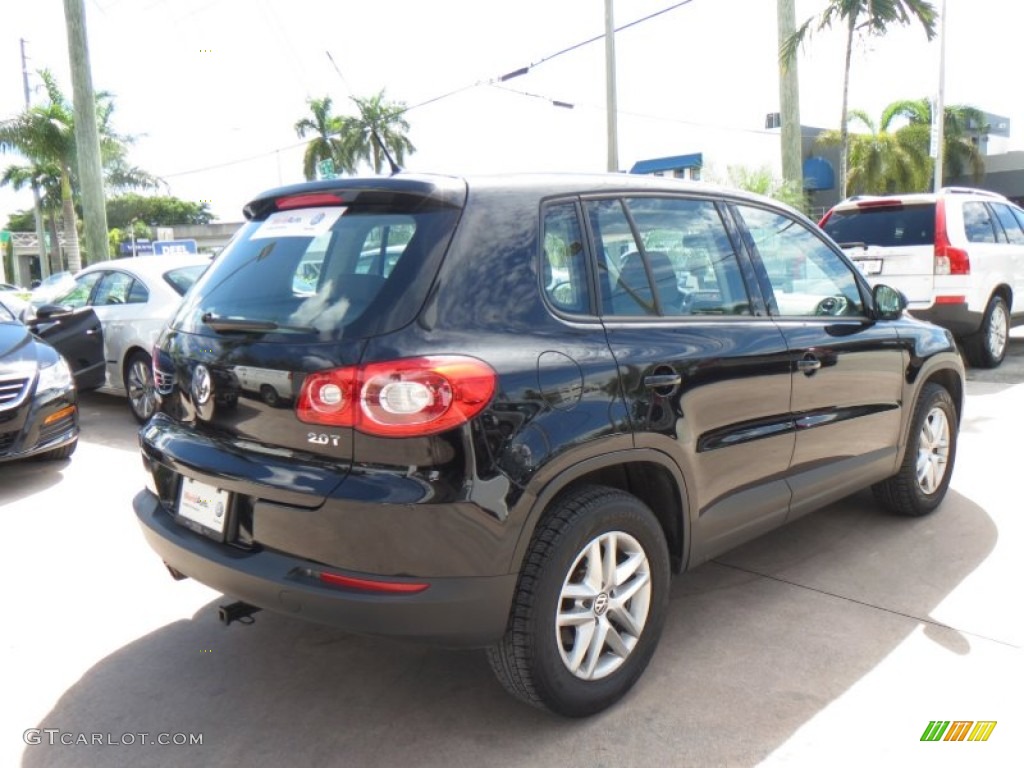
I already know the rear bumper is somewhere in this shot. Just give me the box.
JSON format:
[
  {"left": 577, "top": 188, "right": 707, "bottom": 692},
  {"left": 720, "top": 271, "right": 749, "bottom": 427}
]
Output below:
[
  {"left": 133, "top": 489, "right": 516, "bottom": 647},
  {"left": 907, "top": 302, "right": 982, "bottom": 338}
]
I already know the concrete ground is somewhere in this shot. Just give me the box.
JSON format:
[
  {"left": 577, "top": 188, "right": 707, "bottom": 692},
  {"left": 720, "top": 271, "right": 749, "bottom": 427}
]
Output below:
[{"left": 3, "top": 334, "right": 1022, "bottom": 768}]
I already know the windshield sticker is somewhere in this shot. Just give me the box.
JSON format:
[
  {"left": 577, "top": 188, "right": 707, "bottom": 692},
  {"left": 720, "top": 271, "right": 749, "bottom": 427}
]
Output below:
[{"left": 251, "top": 207, "right": 345, "bottom": 240}]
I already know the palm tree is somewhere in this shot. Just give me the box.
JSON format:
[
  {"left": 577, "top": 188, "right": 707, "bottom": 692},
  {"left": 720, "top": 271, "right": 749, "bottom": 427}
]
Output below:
[
  {"left": 781, "top": 0, "right": 937, "bottom": 199},
  {"left": 294, "top": 96, "right": 356, "bottom": 180},
  {"left": 345, "top": 90, "right": 415, "bottom": 175},
  {"left": 1, "top": 161, "right": 63, "bottom": 273},
  {"left": 0, "top": 70, "right": 84, "bottom": 272},
  {"left": 816, "top": 106, "right": 931, "bottom": 195},
  {"left": 884, "top": 98, "right": 987, "bottom": 186},
  {"left": 0, "top": 70, "right": 155, "bottom": 272}
]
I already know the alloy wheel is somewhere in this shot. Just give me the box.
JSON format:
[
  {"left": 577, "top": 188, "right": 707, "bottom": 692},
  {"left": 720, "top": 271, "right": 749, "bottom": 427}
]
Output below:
[
  {"left": 556, "top": 530, "right": 652, "bottom": 681},
  {"left": 987, "top": 301, "right": 1008, "bottom": 361},
  {"left": 916, "top": 406, "right": 950, "bottom": 495},
  {"left": 128, "top": 357, "right": 157, "bottom": 421}
]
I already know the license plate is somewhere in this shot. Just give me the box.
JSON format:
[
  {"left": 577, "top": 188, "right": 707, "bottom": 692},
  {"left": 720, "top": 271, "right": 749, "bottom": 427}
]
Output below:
[
  {"left": 853, "top": 258, "right": 883, "bottom": 276},
  {"left": 177, "top": 477, "right": 231, "bottom": 538}
]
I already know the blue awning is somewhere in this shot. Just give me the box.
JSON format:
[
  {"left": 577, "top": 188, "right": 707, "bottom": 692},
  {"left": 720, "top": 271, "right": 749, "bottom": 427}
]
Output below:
[
  {"left": 630, "top": 153, "right": 703, "bottom": 175},
  {"left": 803, "top": 156, "right": 835, "bottom": 191}
]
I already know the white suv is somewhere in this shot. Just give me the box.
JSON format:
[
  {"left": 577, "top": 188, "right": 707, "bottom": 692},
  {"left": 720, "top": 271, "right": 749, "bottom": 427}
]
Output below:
[{"left": 821, "top": 188, "right": 1024, "bottom": 367}]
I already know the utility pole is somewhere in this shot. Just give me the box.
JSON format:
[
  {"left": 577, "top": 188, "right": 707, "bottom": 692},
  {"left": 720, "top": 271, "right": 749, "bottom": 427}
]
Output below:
[
  {"left": 20, "top": 40, "right": 50, "bottom": 282},
  {"left": 777, "top": 0, "right": 803, "bottom": 192},
  {"left": 604, "top": 0, "right": 619, "bottom": 172},
  {"left": 932, "top": 0, "right": 947, "bottom": 192},
  {"left": 64, "top": 0, "right": 109, "bottom": 265}
]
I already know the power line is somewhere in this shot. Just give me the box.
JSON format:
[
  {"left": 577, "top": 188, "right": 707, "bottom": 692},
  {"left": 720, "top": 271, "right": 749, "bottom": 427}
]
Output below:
[{"left": 159, "top": 1, "right": 699, "bottom": 179}]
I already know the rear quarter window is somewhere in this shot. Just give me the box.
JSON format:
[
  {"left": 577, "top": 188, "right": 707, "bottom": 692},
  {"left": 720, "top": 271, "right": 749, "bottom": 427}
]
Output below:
[{"left": 164, "top": 265, "right": 208, "bottom": 296}]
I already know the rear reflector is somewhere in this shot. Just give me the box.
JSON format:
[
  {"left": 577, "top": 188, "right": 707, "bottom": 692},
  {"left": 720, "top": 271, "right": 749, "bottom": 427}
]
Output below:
[
  {"left": 317, "top": 570, "right": 430, "bottom": 594},
  {"left": 935, "top": 295, "right": 966, "bottom": 304}
]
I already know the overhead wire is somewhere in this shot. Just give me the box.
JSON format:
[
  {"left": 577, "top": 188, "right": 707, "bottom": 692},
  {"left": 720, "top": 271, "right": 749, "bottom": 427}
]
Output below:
[{"left": 159, "top": 0, "right": 708, "bottom": 179}]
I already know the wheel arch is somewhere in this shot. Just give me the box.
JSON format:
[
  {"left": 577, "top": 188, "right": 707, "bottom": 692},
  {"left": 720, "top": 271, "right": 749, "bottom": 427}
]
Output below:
[
  {"left": 510, "top": 448, "right": 690, "bottom": 576},
  {"left": 899, "top": 354, "right": 964, "bottom": 467},
  {"left": 991, "top": 283, "right": 1012, "bottom": 309},
  {"left": 121, "top": 344, "right": 152, "bottom": 387}
]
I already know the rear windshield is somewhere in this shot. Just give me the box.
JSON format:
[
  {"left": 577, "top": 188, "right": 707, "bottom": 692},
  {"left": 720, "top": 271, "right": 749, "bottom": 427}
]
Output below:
[
  {"left": 173, "top": 204, "right": 459, "bottom": 341},
  {"left": 823, "top": 203, "right": 936, "bottom": 247}
]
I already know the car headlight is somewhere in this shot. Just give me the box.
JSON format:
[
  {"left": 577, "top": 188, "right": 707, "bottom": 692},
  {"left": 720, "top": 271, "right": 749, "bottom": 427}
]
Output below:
[{"left": 37, "top": 356, "right": 74, "bottom": 393}]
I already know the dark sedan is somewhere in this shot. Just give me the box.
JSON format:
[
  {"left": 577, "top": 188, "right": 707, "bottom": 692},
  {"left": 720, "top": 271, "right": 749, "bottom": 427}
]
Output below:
[{"left": 0, "top": 298, "right": 78, "bottom": 463}]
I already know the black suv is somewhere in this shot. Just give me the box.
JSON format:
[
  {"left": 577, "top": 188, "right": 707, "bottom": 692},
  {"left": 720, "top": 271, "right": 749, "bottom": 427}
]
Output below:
[{"left": 135, "top": 173, "right": 964, "bottom": 716}]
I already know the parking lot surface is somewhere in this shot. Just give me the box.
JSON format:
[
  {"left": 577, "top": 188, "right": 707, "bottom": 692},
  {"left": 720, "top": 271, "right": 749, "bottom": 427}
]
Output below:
[{"left": 3, "top": 335, "right": 1022, "bottom": 767}]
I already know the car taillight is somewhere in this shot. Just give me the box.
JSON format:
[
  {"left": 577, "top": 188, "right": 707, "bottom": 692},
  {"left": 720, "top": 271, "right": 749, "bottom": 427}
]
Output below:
[
  {"left": 297, "top": 356, "right": 497, "bottom": 437},
  {"left": 934, "top": 201, "right": 970, "bottom": 275}
]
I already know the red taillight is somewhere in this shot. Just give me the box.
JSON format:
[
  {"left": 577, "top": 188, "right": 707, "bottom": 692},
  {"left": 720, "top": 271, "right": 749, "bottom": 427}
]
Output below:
[
  {"left": 317, "top": 570, "right": 429, "bottom": 594},
  {"left": 297, "top": 356, "right": 497, "bottom": 437},
  {"left": 275, "top": 193, "right": 344, "bottom": 210},
  {"left": 934, "top": 200, "right": 970, "bottom": 275}
]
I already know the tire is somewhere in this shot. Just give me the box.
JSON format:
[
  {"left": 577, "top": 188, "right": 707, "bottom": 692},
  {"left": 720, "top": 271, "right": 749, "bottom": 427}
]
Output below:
[
  {"left": 38, "top": 438, "right": 77, "bottom": 461},
  {"left": 259, "top": 384, "right": 280, "bottom": 407},
  {"left": 487, "top": 485, "right": 670, "bottom": 717},
  {"left": 872, "top": 383, "right": 957, "bottom": 516},
  {"left": 964, "top": 295, "right": 1009, "bottom": 368},
  {"left": 124, "top": 350, "right": 157, "bottom": 424}
]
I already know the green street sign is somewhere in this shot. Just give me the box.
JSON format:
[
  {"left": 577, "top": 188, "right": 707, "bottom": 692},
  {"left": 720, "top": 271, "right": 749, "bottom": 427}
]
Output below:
[
  {"left": 0, "top": 230, "right": 10, "bottom": 244},
  {"left": 317, "top": 158, "right": 336, "bottom": 179}
]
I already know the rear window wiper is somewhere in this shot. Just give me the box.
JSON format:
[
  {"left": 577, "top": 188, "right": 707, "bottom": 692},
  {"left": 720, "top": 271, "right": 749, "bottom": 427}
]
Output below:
[{"left": 201, "top": 313, "right": 314, "bottom": 333}]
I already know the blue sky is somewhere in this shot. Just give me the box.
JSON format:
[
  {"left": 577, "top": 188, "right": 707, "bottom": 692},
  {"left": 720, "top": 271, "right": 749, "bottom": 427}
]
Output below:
[{"left": 1, "top": 0, "right": 1020, "bottom": 225}]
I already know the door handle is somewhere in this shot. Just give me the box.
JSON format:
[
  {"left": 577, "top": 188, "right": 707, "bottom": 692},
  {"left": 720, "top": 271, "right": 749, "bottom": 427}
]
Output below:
[
  {"left": 643, "top": 373, "right": 682, "bottom": 390},
  {"left": 796, "top": 356, "right": 822, "bottom": 375}
]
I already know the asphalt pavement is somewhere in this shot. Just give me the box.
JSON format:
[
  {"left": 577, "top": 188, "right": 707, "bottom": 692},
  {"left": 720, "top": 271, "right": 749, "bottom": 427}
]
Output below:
[{"left": 2, "top": 334, "right": 1022, "bottom": 767}]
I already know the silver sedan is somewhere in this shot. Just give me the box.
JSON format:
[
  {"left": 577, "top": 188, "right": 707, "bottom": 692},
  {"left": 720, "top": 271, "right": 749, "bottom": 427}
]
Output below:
[{"left": 29, "top": 255, "right": 211, "bottom": 422}]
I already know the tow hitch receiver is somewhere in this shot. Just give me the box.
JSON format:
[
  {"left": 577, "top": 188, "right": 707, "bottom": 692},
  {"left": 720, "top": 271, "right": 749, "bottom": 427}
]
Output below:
[{"left": 218, "top": 601, "right": 262, "bottom": 626}]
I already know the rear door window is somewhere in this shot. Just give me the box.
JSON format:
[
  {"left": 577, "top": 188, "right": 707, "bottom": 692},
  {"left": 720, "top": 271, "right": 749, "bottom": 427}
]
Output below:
[
  {"left": 990, "top": 203, "right": 1024, "bottom": 245},
  {"left": 586, "top": 196, "right": 751, "bottom": 317},
  {"left": 93, "top": 271, "right": 135, "bottom": 306}
]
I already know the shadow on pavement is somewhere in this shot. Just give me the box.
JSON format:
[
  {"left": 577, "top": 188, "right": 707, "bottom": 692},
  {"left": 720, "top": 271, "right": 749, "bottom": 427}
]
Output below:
[
  {"left": 0, "top": 457, "right": 71, "bottom": 506},
  {"left": 76, "top": 391, "right": 139, "bottom": 453},
  {"left": 22, "top": 489, "right": 994, "bottom": 768}
]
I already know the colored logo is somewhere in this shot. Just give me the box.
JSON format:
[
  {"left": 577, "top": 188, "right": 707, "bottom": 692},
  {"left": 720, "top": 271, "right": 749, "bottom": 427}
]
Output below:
[{"left": 921, "top": 721, "right": 997, "bottom": 742}]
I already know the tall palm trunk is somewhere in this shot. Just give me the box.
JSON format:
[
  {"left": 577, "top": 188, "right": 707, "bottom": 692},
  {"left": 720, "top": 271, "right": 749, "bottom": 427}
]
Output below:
[
  {"left": 46, "top": 208, "right": 62, "bottom": 274},
  {"left": 838, "top": 15, "right": 856, "bottom": 200},
  {"left": 59, "top": 169, "right": 82, "bottom": 272}
]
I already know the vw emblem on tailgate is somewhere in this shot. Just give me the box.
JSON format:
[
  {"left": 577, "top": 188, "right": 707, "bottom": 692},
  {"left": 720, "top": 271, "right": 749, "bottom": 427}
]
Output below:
[{"left": 192, "top": 364, "right": 212, "bottom": 405}]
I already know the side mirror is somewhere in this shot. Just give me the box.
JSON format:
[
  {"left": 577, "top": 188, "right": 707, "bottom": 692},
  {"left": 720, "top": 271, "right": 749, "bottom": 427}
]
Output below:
[
  {"left": 34, "top": 303, "right": 73, "bottom": 321},
  {"left": 872, "top": 284, "right": 907, "bottom": 320}
]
